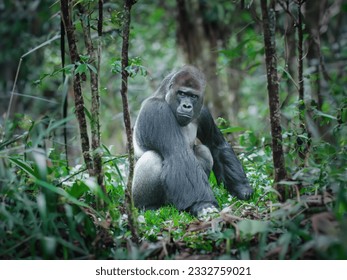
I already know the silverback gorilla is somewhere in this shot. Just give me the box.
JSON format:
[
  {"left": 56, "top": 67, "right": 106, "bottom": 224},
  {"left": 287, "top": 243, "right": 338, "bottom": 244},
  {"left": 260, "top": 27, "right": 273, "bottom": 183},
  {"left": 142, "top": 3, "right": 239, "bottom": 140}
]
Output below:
[{"left": 132, "top": 66, "right": 253, "bottom": 218}]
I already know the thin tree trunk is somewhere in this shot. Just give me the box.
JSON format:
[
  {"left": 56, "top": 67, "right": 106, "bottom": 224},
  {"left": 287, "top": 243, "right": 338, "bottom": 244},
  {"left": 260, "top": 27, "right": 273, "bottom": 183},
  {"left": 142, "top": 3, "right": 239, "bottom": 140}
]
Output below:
[
  {"left": 120, "top": 0, "right": 139, "bottom": 244},
  {"left": 60, "top": 0, "right": 93, "bottom": 175},
  {"left": 296, "top": 0, "right": 311, "bottom": 161},
  {"left": 79, "top": 4, "right": 105, "bottom": 195},
  {"left": 261, "top": 0, "right": 287, "bottom": 200},
  {"left": 297, "top": 1, "right": 304, "bottom": 108},
  {"left": 60, "top": 18, "right": 69, "bottom": 171}
]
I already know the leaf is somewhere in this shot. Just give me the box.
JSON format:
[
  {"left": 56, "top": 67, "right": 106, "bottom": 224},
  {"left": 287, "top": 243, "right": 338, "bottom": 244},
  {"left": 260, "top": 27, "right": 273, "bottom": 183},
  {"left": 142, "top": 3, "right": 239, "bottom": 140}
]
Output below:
[
  {"left": 84, "top": 107, "right": 92, "bottom": 122},
  {"left": 31, "top": 148, "right": 47, "bottom": 180},
  {"left": 75, "top": 63, "right": 87, "bottom": 75},
  {"left": 62, "top": 64, "right": 75, "bottom": 75},
  {"left": 278, "top": 66, "right": 299, "bottom": 90},
  {"left": 87, "top": 63, "right": 98, "bottom": 74},
  {"left": 102, "top": 145, "right": 125, "bottom": 183},
  {"left": 278, "top": 180, "right": 300, "bottom": 185},
  {"left": 35, "top": 179, "right": 92, "bottom": 210},
  {"left": 78, "top": 178, "right": 111, "bottom": 204},
  {"left": 45, "top": 115, "right": 75, "bottom": 135},
  {"left": 314, "top": 110, "right": 337, "bottom": 120},
  {"left": 219, "top": 39, "right": 251, "bottom": 59},
  {"left": 221, "top": 126, "right": 246, "bottom": 134},
  {"left": 341, "top": 108, "right": 347, "bottom": 123},
  {"left": 237, "top": 219, "right": 269, "bottom": 236},
  {"left": 0, "top": 132, "right": 28, "bottom": 150},
  {"left": 111, "top": 59, "right": 122, "bottom": 74},
  {"left": 9, "top": 157, "right": 39, "bottom": 179},
  {"left": 68, "top": 181, "right": 89, "bottom": 199},
  {"left": 79, "top": 54, "right": 90, "bottom": 63}
]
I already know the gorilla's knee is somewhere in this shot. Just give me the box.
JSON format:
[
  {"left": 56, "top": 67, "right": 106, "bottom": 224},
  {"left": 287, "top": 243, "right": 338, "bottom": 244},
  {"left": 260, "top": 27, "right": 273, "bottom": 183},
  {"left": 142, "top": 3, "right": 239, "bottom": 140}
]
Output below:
[{"left": 132, "top": 151, "right": 164, "bottom": 209}]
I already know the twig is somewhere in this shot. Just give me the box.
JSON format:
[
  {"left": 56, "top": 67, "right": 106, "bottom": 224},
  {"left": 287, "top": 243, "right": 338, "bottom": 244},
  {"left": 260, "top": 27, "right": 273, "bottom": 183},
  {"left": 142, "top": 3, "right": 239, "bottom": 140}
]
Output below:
[
  {"left": 57, "top": 156, "right": 127, "bottom": 186},
  {"left": 5, "top": 34, "right": 60, "bottom": 126},
  {"left": 7, "top": 92, "right": 59, "bottom": 104}
]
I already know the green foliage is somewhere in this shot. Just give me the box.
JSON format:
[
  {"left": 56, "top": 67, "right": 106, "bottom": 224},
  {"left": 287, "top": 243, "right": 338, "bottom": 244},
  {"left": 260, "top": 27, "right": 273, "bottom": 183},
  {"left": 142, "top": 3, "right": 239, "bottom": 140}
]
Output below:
[
  {"left": 111, "top": 57, "right": 148, "bottom": 78},
  {"left": 0, "top": 159, "right": 98, "bottom": 259},
  {"left": 1, "top": 103, "right": 346, "bottom": 260},
  {"left": 141, "top": 206, "right": 193, "bottom": 242}
]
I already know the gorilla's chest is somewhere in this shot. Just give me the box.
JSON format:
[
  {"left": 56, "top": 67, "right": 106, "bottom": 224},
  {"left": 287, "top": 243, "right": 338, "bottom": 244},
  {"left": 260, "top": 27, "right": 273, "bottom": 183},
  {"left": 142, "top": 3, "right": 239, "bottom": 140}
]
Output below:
[
  {"left": 181, "top": 122, "right": 198, "bottom": 148},
  {"left": 133, "top": 120, "right": 198, "bottom": 159}
]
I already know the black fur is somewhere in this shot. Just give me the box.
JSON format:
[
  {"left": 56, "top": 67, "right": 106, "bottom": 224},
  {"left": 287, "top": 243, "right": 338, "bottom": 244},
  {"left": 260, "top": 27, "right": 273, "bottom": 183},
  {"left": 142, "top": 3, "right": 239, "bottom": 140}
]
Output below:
[
  {"left": 135, "top": 98, "right": 218, "bottom": 214},
  {"left": 197, "top": 107, "right": 253, "bottom": 200}
]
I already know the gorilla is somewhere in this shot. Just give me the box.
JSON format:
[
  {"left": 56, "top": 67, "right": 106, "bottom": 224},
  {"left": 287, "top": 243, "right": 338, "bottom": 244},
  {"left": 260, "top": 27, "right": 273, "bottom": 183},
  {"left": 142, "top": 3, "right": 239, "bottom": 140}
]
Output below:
[{"left": 132, "top": 65, "right": 253, "bottom": 218}]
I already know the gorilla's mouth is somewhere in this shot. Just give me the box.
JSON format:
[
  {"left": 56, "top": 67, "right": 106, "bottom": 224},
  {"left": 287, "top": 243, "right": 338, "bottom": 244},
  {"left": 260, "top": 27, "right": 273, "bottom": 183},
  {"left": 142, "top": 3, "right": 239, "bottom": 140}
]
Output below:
[{"left": 177, "top": 114, "right": 192, "bottom": 126}]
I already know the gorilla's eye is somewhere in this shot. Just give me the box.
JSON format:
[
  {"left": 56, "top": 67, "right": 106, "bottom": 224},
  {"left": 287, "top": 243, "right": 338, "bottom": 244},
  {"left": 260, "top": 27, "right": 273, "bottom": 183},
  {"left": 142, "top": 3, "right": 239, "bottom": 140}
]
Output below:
[
  {"left": 191, "top": 94, "right": 198, "bottom": 99},
  {"left": 177, "top": 90, "right": 185, "bottom": 96}
]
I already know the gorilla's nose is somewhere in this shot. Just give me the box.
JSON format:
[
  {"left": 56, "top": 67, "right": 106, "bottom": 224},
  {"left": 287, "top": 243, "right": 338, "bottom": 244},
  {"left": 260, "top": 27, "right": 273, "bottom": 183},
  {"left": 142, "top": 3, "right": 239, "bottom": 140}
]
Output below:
[{"left": 182, "top": 103, "right": 192, "bottom": 112}]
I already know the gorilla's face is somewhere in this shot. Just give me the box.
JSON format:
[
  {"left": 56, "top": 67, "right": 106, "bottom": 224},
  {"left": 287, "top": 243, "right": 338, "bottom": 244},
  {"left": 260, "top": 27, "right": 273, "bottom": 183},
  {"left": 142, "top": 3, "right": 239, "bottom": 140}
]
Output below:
[
  {"left": 165, "top": 70, "right": 204, "bottom": 126},
  {"left": 175, "top": 89, "right": 202, "bottom": 126}
]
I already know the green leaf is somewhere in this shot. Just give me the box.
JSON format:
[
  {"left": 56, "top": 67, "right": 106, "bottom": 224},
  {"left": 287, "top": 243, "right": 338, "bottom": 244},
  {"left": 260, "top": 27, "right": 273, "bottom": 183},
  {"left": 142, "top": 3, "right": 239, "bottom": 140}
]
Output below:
[
  {"left": 111, "top": 59, "right": 122, "bottom": 74},
  {"left": 9, "top": 157, "right": 39, "bottom": 179},
  {"left": 278, "top": 180, "right": 300, "bottom": 185},
  {"left": 84, "top": 107, "right": 92, "bottom": 122},
  {"left": 221, "top": 126, "right": 246, "bottom": 134},
  {"left": 219, "top": 39, "right": 251, "bottom": 59},
  {"left": 87, "top": 63, "right": 98, "bottom": 74},
  {"left": 62, "top": 64, "right": 75, "bottom": 75},
  {"left": 68, "top": 181, "right": 89, "bottom": 199},
  {"left": 0, "top": 132, "right": 28, "bottom": 150},
  {"left": 79, "top": 54, "right": 90, "bottom": 63},
  {"left": 80, "top": 178, "right": 111, "bottom": 204},
  {"left": 278, "top": 66, "right": 299, "bottom": 89},
  {"left": 36, "top": 179, "right": 93, "bottom": 210},
  {"left": 341, "top": 108, "right": 347, "bottom": 123},
  {"left": 314, "top": 110, "right": 337, "bottom": 120},
  {"left": 237, "top": 219, "right": 269, "bottom": 236},
  {"left": 75, "top": 63, "right": 87, "bottom": 75}
]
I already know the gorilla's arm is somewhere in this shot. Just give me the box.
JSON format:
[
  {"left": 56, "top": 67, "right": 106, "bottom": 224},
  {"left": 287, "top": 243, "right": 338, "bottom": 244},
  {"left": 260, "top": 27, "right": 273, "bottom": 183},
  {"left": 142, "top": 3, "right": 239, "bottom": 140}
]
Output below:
[
  {"left": 135, "top": 98, "right": 218, "bottom": 213},
  {"left": 197, "top": 107, "right": 253, "bottom": 200}
]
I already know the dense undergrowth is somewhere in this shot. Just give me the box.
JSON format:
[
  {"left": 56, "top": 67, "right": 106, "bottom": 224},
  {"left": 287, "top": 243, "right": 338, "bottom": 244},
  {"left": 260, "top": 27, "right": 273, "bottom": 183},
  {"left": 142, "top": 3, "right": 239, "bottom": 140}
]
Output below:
[{"left": 1, "top": 116, "right": 346, "bottom": 260}]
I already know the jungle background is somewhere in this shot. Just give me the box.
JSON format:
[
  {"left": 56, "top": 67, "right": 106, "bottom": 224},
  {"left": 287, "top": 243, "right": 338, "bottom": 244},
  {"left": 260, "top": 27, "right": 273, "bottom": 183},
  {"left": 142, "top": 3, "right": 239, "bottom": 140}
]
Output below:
[{"left": 0, "top": 0, "right": 346, "bottom": 259}]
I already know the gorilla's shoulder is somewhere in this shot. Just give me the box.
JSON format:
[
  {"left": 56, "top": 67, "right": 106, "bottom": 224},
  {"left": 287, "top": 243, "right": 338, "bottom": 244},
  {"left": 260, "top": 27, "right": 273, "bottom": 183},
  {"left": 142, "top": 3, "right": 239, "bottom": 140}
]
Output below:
[{"left": 140, "top": 97, "right": 169, "bottom": 112}]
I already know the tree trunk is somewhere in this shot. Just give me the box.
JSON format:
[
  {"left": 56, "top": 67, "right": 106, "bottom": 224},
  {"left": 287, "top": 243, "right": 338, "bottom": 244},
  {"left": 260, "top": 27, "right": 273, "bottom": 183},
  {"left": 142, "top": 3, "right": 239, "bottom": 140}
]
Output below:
[
  {"left": 260, "top": 0, "right": 287, "bottom": 200},
  {"left": 60, "top": 0, "right": 93, "bottom": 175},
  {"left": 296, "top": 0, "right": 311, "bottom": 162},
  {"left": 79, "top": 4, "right": 105, "bottom": 195},
  {"left": 120, "top": 0, "right": 139, "bottom": 244},
  {"left": 175, "top": 0, "right": 230, "bottom": 119}
]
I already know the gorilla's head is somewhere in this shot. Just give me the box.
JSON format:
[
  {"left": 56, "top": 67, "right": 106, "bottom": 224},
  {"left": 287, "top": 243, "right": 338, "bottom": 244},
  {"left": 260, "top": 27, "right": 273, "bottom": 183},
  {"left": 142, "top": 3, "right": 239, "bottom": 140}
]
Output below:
[{"left": 165, "top": 66, "right": 206, "bottom": 126}]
